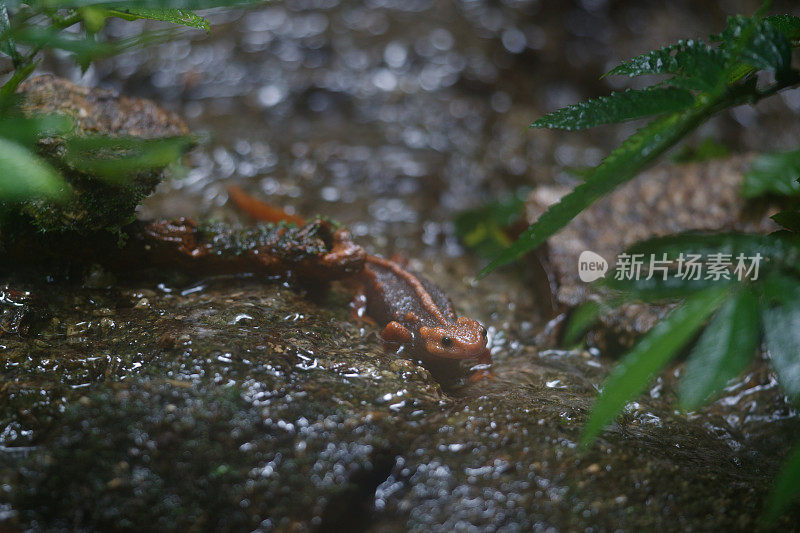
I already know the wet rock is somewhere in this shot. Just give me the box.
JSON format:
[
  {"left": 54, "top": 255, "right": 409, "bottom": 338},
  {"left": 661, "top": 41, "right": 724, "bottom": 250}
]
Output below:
[
  {"left": 1, "top": 276, "right": 444, "bottom": 531},
  {"left": 5, "top": 75, "right": 189, "bottom": 235},
  {"left": 1, "top": 267, "right": 798, "bottom": 531},
  {"left": 0, "top": 285, "right": 44, "bottom": 337},
  {"left": 528, "top": 156, "right": 781, "bottom": 351}
]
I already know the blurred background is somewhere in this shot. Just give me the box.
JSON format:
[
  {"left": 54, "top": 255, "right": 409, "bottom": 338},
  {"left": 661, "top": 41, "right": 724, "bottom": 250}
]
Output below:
[{"left": 42, "top": 0, "right": 800, "bottom": 257}]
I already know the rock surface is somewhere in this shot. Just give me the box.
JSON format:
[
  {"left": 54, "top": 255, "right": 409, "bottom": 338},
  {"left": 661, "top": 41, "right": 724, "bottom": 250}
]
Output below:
[
  {"left": 528, "top": 156, "right": 781, "bottom": 350},
  {"left": 1, "top": 257, "right": 798, "bottom": 530}
]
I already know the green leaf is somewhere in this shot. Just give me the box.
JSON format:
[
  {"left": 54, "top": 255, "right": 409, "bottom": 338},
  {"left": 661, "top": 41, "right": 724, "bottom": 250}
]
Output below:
[
  {"left": 738, "top": 18, "right": 793, "bottom": 78},
  {"left": 104, "top": 7, "right": 210, "bottom": 32},
  {"left": 764, "top": 14, "right": 800, "bottom": 41},
  {"left": 479, "top": 105, "right": 710, "bottom": 278},
  {"left": 23, "top": 0, "right": 266, "bottom": 10},
  {"left": 763, "top": 442, "right": 800, "bottom": 523},
  {"left": 742, "top": 149, "right": 800, "bottom": 198},
  {"left": 0, "top": 137, "right": 68, "bottom": 200},
  {"left": 581, "top": 285, "right": 729, "bottom": 446},
  {"left": 678, "top": 289, "right": 760, "bottom": 410},
  {"left": 562, "top": 300, "right": 628, "bottom": 345},
  {"left": 771, "top": 208, "right": 800, "bottom": 233},
  {"left": 529, "top": 88, "right": 695, "bottom": 131},
  {"left": 624, "top": 232, "right": 800, "bottom": 275},
  {"left": 563, "top": 301, "right": 601, "bottom": 345},
  {"left": 80, "top": 5, "right": 109, "bottom": 33},
  {"left": 604, "top": 273, "right": 735, "bottom": 300},
  {"left": 0, "top": 61, "right": 37, "bottom": 100},
  {"left": 0, "top": 115, "right": 74, "bottom": 147},
  {"left": 604, "top": 40, "right": 726, "bottom": 92},
  {"left": 0, "top": 2, "right": 20, "bottom": 64},
  {"left": 762, "top": 283, "right": 800, "bottom": 400},
  {"left": 454, "top": 189, "right": 527, "bottom": 259},
  {"left": 11, "top": 26, "right": 177, "bottom": 65},
  {"left": 63, "top": 135, "right": 193, "bottom": 180}
]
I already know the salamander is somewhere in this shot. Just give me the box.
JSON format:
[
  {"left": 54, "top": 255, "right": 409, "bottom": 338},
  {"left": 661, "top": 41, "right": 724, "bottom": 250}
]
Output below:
[{"left": 228, "top": 186, "right": 493, "bottom": 379}]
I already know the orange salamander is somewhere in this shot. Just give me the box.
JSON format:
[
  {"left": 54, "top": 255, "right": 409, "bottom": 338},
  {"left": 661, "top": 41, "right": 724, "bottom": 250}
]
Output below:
[{"left": 228, "top": 186, "right": 493, "bottom": 379}]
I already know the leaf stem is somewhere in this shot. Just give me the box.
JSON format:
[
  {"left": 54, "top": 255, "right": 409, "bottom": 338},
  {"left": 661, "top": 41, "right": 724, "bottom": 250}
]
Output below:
[{"left": 0, "top": 1, "right": 21, "bottom": 67}]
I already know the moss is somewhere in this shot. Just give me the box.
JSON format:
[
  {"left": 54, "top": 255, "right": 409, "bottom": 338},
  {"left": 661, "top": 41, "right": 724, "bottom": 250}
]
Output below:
[{"left": 2, "top": 75, "right": 189, "bottom": 237}]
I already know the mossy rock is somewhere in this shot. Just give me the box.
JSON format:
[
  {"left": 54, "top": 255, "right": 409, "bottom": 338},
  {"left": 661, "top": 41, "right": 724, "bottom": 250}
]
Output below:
[{"left": 4, "top": 75, "right": 189, "bottom": 236}]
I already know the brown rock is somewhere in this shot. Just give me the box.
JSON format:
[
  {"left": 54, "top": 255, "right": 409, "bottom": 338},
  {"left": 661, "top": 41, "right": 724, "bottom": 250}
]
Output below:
[{"left": 529, "top": 156, "right": 780, "bottom": 351}]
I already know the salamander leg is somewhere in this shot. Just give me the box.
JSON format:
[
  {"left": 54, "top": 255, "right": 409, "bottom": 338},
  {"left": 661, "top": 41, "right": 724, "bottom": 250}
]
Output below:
[
  {"left": 349, "top": 281, "right": 377, "bottom": 328},
  {"left": 469, "top": 348, "right": 495, "bottom": 382},
  {"left": 380, "top": 321, "right": 414, "bottom": 343}
]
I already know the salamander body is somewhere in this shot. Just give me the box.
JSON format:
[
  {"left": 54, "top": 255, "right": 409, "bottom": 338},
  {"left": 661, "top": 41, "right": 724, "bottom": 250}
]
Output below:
[{"left": 228, "top": 186, "right": 492, "bottom": 377}]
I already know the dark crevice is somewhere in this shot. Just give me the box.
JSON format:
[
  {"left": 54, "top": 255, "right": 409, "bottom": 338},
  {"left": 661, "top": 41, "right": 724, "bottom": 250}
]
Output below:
[{"left": 317, "top": 448, "right": 397, "bottom": 532}]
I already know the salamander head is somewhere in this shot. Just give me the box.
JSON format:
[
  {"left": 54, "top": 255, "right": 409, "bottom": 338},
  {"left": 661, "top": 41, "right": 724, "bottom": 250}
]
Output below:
[{"left": 418, "top": 317, "right": 488, "bottom": 359}]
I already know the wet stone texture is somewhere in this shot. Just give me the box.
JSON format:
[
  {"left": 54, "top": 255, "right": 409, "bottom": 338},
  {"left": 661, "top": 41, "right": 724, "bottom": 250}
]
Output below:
[
  {"left": 1, "top": 264, "right": 799, "bottom": 531},
  {"left": 528, "top": 156, "right": 783, "bottom": 352}
]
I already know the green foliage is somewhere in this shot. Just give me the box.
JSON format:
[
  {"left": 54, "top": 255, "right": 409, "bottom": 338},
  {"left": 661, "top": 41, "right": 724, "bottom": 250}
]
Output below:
[
  {"left": 529, "top": 88, "right": 695, "bottom": 131},
  {"left": 581, "top": 285, "right": 729, "bottom": 446},
  {"left": 103, "top": 7, "right": 210, "bottom": 31},
  {"left": 63, "top": 135, "right": 195, "bottom": 180},
  {"left": 604, "top": 39, "right": 727, "bottom": 92},
  {"left": 0, "top": 0, "right": 259, "bottom": 221},
  {"left": 478, "top": 107, "right": 711, "bottom": 278},
  {"left": 465, "top": 4, "right": 800, "bottom": 520},
  {"left": 479, "top": 12, "right": 800, "bottom": 278},
  {"left": 567, "top": 228, "right": 800, "bottom": 519},
  {"left": 678, "top": 289, "right": 759, "bottom": 409},
  {"left": 765, "top": 442, "right": 800, "bottom": 522},
  {"left": 743, "top": 149, "right": 800, "bottom": 198},
  {"left": 0, "top": 137, "right": 68, "bottom": 199},
  {"left": 453, "top": 189, "right": 527, "bottom": 259},
  {"left": 762, "top": 275, "right": 800, "bottom": 401}
]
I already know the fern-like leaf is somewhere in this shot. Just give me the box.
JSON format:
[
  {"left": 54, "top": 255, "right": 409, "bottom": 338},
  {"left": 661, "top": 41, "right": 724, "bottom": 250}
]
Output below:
[
  {"left": 479, "top": 105, "right": 710, "bottom": 278},
  {"left": 530, "top": 87, "right": 694, "bottom": 131}
]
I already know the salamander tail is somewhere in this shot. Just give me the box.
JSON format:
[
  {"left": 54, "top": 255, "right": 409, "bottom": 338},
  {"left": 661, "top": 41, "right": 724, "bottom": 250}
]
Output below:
[{"left": 228, "top": 185, "right": 306, "bottom": 226}]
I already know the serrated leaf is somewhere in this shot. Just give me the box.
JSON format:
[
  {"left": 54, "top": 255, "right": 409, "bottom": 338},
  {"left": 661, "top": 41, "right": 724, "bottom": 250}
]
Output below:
[
  {"left": 604, "top": 273, "right": 735, "bottom": 300},
  {"left": 740, "top": 19, "right": 793, "bottom": 78},
  {"left": 22, "top": 0, "right": 267, "bottom": 10},
  {"left": 0, "top": 138, "right": 68, "bottom": 200},
  {"left": 763, "top": 442, "right": 800, "bottom": 523},
  {"left": 530, "top": 88, "right": 694, "bottom": 131},
  {"left": 479, "top": 106, "right": 710, "bottom": 278},
  {"left": 604, "top": 40, "right": 726, "bottom": 92},
  {"left": 743, "top": 149, "right": 800, "bottom": 198},
  {"left": 624, "top": 232, "right": 800, "bottom": 275},
  {"left": 679, "top": 289, "right": 759, "bottom": 410},
  {"left": 581, "top": 285, "right": 729, "bottom": 446},
  {"left": 764, "top": 14, "right": 800, "bottom": 41},
  {"left": 105, "top": 7, "right": 210, "bottom": 32},
  {"left": 762, "top": 281, "right": 800, "bottom": 400}
]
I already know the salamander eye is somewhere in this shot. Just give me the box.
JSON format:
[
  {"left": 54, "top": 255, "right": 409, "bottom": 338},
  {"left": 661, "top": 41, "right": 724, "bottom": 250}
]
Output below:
[
  {"left": 441, "top": 336, "right": 453, "bottom": 348},
  {"left": 481, "top": 327, "right": 488, "bottom": 339}
]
